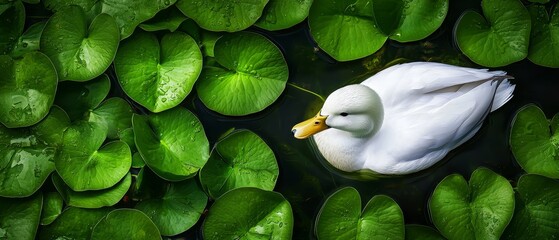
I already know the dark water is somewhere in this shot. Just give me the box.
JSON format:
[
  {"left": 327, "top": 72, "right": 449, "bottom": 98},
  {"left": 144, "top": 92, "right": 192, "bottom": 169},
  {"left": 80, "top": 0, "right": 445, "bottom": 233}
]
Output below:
[{"left": 186, "top": 1, "right": 559, "bottom": 239}]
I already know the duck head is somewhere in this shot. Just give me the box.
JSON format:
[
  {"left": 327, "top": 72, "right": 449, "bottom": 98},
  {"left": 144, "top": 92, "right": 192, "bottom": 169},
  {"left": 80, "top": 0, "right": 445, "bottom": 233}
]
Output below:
[{"left": 292, "top": 84, "right": 384, "bottom": 138}]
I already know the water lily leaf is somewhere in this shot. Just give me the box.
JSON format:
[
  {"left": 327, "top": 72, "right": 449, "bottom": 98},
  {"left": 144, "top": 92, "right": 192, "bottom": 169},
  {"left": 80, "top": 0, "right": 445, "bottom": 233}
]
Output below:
[
  {"left": 55, "top": 121, "right": 131, "bottom": 191},
  {"left": 255, "top": 0, "right": 313, "bottom": 31},
  {"left": 0, "top": 51, "right": 57, "bottom": 128},
  {"left": 176, "top": 0, "right": 268, "bottom": 32},
  {"left": 135, "top": 170, "right": 207, "bottom": 236},
  {"left": 0, "top": 106, "right": 69, "bottom": 197},
  {"left": 315, "top": 187, "right": 404, "bottom": 240},
  {"left": 52, "top": 173, "right": 131, "bottom": 208},
  {"left": 10, "top": 21, "right": 46, "bottom": 58},
  {"left": 139, "top": 5, "right": 187, "bottom": 32},
  {"left": 39, "top": 207, "right": 112, "bottom": 240},
  {"left": 91, "top": 209, "right": 162, "bottom": 240},
  {"left": 405, "top": 225, "right": 445, "bottom": 240},
  {"left": 510, "top": 104, "right": 559, "bottom": 178},
  {"left": 429, "top": 167, "right": 515, "bottom": 240},
  {"left": 119, "top": 127, "right": 136, "bottom": 152},
  {"left": 308, "top": 0, "right": 386, "bottom": 61},
  {"left": 527, "top": 4, "right": 559, "bottom": 68},
  {"left": 503, "top": 174, "right": 559, "bottom": 239},
  {"left": 390, "top": 0, "right": 448, "bottom": 42},
  {"left": 88, "top": 97, "right": 134, "bottom": 139},
  {"left": 200, "top": 129, "right": 279, "bottom": 199},
  {"left": 55, "top": 74, "right": 111, "bottom": 121},
  {"left": 0, "top": 193, "right": 42, "bottom": 240},
  {"left": 115, "top": 31, "right": 202, "bottom": 113},
  {"left": 454, "top": 0, "right": 530, "bottom": 67},
  {"left": 0, "top": 1, "right": 24, "bottom": 55},
  {"left": 133, "top": 107, "right": 209, "bottom": 181},
  {"left": 196, "top": 31, "right": 288, "bottom": 116},
  {"left": 40, "top": 192, "right": 63, "bottom": 225},
  {"left": 203, "top": 187, "right": 293, "bottom": 240},
  {"left": 41, "top": 5, "right": 119, "bottom": 81},
  {"left": 43, "top": 0, "right": 177, "bottom": 39},
  {"left": 131, "top": 152, "right": 145, "bottom": 168}
]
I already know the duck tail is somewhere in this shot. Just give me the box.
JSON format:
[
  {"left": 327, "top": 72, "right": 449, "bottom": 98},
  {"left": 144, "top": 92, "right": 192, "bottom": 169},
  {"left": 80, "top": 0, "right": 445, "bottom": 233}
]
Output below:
[{"left": 490, "top": 75, "right": 515, "bottom": 112}]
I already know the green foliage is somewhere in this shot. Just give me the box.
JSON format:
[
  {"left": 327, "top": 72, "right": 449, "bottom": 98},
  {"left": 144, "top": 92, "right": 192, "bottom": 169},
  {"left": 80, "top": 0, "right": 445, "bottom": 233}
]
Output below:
[
  {"left": 0, "top": 193, "right": 42, "bottom": 240},
  {"left": 255, "top": 0, "right": 313, "bottom": 31},
  {"left": 527, "top": 4, "right": 559, "bottom": 68},
  {"left": 39, "top": 207, "right": 112, "bottom": 239},
  {"left": 52, "top": 173, "right": 131, "bottom": 208},
  {"left": 90, "top": 209, "right": 162, "bottom": 240},
  {"left": 40, "top": 192, "right": 63, "bottom": 225}
]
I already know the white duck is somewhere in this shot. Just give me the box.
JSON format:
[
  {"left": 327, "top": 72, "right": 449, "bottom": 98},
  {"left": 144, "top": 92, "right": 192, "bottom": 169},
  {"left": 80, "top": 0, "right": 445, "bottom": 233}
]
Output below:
[{"left": 292, "top": 62, "right": 515, "bottom": 175}]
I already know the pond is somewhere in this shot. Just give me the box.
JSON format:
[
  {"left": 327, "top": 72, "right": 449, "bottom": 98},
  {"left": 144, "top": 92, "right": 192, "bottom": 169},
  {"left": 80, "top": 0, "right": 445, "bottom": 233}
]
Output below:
[{"left": 1, "top": 0, "right": 559, "bottom": 239}]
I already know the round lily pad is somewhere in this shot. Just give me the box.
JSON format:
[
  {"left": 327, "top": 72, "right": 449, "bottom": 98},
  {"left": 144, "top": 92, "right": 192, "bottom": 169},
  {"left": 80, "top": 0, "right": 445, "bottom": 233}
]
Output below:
[
  {"left": 200, "top": 129, "right": 279, "bottom": 199},
  {"left": 114, "top": 31, "right": 202, "bottom": 113},
  {"left": 0, "top": 106, "right": 69, "bottom": 198},
  {"left": 40, "top": 192, "right": 63, "bottom": 225},
  {"left": 510, "top": 104, "right": 559, "bottom": 179},
  {"left": 133, "top": 107, "right": 210, "bottom": 181},
  {"left": 203, "top": 187, "right": 294, "bottom": 240},
  {"left": 55, "top": 121, "right": 131, "bottom": 191},
  {"left": 88, "top": 97, "right": 134, "bottom": 139},
  {"left": 0, "top": 51, "right": 57, "bottom": 128},
  {"left": 91, "top": 209, "right": 162, "bottom": 240},
  {"left": 503, "top": 174, "right": 559, "bottom": 239},
  {"left": 135, "top": 172, "right": 207, "bottom": 236},
  {"left": 308, "top": 0, "right": 448, "bottom": 61},
  {"left": 43, "top": 0, "right": 177, "bottom": 39},
  {"left": 196, "top": 31, "right": 288, "bottom": 116},
  {"left": 315, "top": 187, "right": 404, "bottom": 240},
  {"left": 40, "top": 5, "right": 120, "bottom": 81},
  {"left": 39, "top": 207, "right": 112, "bottom": 240},
  {"left": 527, "top": 5, "right": 559, "bottom": 68},
  {"left": 0, "top": 193, "right": 42, "bottom": 240},
  {"left": 405, "top": 225, "right": 445, "bottom": 240},
  {"left": 0, "top": 1, "right": 24, "bottom": 55},
  {"left": 429, "top": 167, "right": 515, "bottom": 240},
  {"left": 139, "top": 5, "right": 187, "bottom": 32},
  {"left": 454, "top": 0, "right": 530, "bottom": 67},
  {"left": 52, "top": 173, "right": 131, "bottom": 208},
  {"left": 176, "top": 0, "right": 268, "bottom": 32},
  {"left": 54, "top": 74, "right": 111, "bottom": 121},
  {"left": 10, "top": 21, "right": 45, "bottom": 58},
  {"left": 255, "top": 0, "right": 313, "bottom": 31}
]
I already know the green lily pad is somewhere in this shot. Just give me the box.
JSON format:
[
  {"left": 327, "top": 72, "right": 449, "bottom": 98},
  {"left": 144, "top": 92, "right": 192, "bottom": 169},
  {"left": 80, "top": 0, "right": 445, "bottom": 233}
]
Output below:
[
  {"left": 454, "top": 0, "right": 530, "bottom": 67},
  {"left": 131, "top": 152, "right": 145, "bottom": 168},
  {"left": 255, "top": 0, "right": 313, "bottom": 31},
  {"left": 52, "top": 173, "right": 131, "bottom": 208},
  {"left": 315, "top": 187, "right": 404, "bottom": 240},
  {"left": 0, "top": 106, "right": 69, "bottom": 197},
  {"left": 196, "top": 31, "right": 288, "bottom": 116},
  {"left": 115, "top": 31, "right": 202, "bottom": 113},
  {"left": 91, "top": 209, "right": 162, "bottom": 240},
  {"left": 135, "top": 169, "right": 207, "bottom": 236},
  {"left": 139, "top": 5, "right": 187, "bottom": 32},
  {"left": 503, "top": 174, "right": 559, "bottom": 239},
  {"left": 133, "top": 107, "right": 209, "bottom": 181},
  {"left": 203, "top": 187, "right": 294, "bottom": 240},
  {"left": 176, "top": 0, "right": 268, "bottom": 32},
  {"left": 119, "top": 127, "right": 136, "bottom": 152},
  {"left": 55, "top": 121, "right": 131, "bottom": 191},
  {"left": 527, "top": 4, "right": 559, "bottom": 68},
  {"left": 510, "top": 104, "right": 559, "bottom": 178},
  {"left": 0, "top": 51, "right": 58, "bottom": 128},
  {"left": 0, "top": 193, "right": 42, "bottom": 240},
  {"left": 308, "top": 0, "right": 448, "bottom": 61},
  {"left": 0, "top": 1, "right": 24, "bottom": 55},
  {"left": 10, "top": 21, "right": 46, "bottom": 58},
  {"left": 55, "top": 74, "right": 111, "bottom": 121},
  {"left": 405, "top": 225, "right": 445, "bottom": 240},
  {"left": 39, "top": 207, "right": 112, "bottom": 239},
  {"left": 429, "top": 167, "right": 515, "bottom": 240},
  {"left": 43, "top": 0, "right": 177, "bottom": 39},
  {"left": 88, "top": 97, "right": 134, "bottom": 139},
  {"left": 40, "top": 192, "right": 63, "bottom": 225},
  {"left": 40, "top": 5, "right": 120, "bottom": 81},
  {"left": 200, "top": 129, "right": 279, "bottom": 199}
]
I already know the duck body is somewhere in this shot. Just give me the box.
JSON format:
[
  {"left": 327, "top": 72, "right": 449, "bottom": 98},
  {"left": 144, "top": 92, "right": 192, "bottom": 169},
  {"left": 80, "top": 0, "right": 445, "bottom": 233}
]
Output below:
[{"left": 293, "top": 62, "right": 515, "bottom": 175}]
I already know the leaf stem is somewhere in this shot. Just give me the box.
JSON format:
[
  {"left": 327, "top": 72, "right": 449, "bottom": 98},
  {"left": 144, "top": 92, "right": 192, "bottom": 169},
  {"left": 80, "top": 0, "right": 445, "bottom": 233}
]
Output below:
[{"left": 287, "top": 83, "right": 325, "bottom": 102}]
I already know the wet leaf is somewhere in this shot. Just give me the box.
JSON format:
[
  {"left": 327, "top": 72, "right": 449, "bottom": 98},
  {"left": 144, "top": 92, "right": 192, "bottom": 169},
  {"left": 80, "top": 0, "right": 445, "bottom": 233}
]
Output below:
[
  {"left": 90, "top": 209, "right": 161, "bottom": 240},
  {"left": 0, "top": 193, "right": 42, "bottom": 240}
]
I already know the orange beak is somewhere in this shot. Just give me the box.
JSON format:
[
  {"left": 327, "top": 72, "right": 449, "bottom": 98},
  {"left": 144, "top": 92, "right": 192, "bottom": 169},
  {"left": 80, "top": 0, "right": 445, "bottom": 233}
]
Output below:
[{"left": 292, "top": 113, "right": 329, "bottom": 139}]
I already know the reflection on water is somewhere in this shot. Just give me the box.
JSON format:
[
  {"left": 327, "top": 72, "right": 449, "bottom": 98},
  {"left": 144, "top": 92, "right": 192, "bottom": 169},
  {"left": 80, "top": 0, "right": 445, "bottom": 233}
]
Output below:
[{"left": 152, "top": 1, "right": 559, "bottom": 238}]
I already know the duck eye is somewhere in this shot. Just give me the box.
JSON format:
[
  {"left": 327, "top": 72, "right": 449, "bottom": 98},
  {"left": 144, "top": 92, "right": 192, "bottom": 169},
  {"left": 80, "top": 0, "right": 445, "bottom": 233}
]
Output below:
[{"left": 340, "top": 112, "right": 348, "bottom": 117}]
